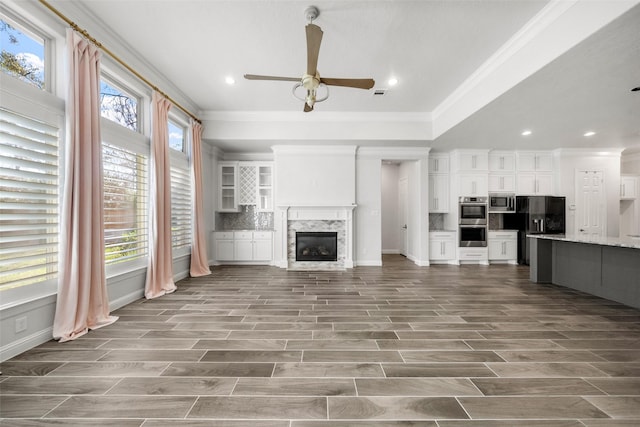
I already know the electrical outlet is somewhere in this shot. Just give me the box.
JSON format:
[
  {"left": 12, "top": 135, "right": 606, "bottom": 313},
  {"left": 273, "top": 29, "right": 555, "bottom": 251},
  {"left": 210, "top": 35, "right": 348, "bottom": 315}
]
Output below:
[{"left": 15, "top": 316, "right": 27, "bottom": 333}]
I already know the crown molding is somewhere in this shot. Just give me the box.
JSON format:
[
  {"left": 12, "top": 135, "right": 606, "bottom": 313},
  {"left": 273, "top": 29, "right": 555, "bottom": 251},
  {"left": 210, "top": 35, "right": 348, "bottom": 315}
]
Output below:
[
  {"left": 201, "top": 111, "right": 431, "bottom": 123},
  {"left": 553, "top": 147, "right": 624, "bottom": 158},
  {"left": 357, "top": 146, "right": 430, "bottom": 159},
  {"left": 272, "top": 145, "right": 357, "bottom": 156}
]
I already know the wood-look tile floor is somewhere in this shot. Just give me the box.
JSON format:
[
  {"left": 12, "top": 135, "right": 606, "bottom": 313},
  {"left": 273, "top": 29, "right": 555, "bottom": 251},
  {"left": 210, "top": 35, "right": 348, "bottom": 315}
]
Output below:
[{"left": 2, "top": 255, "right": 640, "bottom": 426}]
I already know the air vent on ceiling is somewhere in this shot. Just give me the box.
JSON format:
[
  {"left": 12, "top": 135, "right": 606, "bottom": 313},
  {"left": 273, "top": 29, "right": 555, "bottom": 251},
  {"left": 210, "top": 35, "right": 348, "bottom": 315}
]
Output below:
[{"left": 373, "top": 88, "right": 387, "bottom": 96}]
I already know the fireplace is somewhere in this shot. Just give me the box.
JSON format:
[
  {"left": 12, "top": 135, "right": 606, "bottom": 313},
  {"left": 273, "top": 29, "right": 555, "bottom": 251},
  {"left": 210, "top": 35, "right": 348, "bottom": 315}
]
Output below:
[{"left": 296, "top": 232, "right": 338, "bottom": 262}]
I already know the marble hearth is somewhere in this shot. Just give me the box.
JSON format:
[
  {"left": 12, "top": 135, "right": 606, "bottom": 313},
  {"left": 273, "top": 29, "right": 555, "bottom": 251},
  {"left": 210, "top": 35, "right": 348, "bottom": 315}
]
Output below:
[{"left": 279, "top": 206, "right": 355, "bottom": 271}]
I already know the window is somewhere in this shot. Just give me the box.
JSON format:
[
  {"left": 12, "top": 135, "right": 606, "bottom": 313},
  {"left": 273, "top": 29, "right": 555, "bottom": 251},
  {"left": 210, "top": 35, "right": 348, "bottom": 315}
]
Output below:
[
  {"left": 103, "top": 141, "right": 148, "bottom": 265},
  {"left": 100, "top": 78, "right": 138, "bottom": 131},
  {"left": 0, "top": 107, "right": 59, "bottom": 289},
  {"left": 168, "top": 119, "right": 184, "bottom": 152},
  {"left": 0, "top": 16, "right": 45, "bottom": 89},
  {"left": 168, "top": 119, "right": 191, "bottom": 252}
]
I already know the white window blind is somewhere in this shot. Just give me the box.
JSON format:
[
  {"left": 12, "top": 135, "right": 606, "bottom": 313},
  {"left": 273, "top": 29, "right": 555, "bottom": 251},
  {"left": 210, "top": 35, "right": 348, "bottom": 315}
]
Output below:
[
  {"left": 103, "top": 142, "right": 148, "bottom": 264},
  {"left": 170, "top": 156, "right": 192, "bottom": 252},
  {"left": 0, "top": 107, "right": 59, "bottom": 289}
]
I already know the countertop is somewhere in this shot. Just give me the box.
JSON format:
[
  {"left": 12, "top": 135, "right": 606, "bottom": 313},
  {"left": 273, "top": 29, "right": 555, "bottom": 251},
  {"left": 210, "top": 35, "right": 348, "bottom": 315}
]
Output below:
[
  {"left": 528, "top": 234, "right": 640, "bottom": 250},
  {"left": 429, "top": 229, "right": 519, "bottom": 232},
  {"left": 214, "top": 229, "right": 274, "bottom": 232}
]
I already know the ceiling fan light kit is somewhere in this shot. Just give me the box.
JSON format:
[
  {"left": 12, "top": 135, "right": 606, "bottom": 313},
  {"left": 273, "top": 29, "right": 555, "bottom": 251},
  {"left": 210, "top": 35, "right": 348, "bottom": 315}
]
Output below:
[{"left": 244, "top": 5, "right": 375, "bottom": 112}]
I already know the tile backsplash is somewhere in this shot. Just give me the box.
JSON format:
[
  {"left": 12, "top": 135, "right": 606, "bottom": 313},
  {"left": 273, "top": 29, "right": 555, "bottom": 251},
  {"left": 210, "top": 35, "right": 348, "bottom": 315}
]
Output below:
[
  {"left": 429, "top": 213, "right": 445, "bottom": 231},
  {"left": 216, "top": 205, "right": 274, "bottom": 230}
]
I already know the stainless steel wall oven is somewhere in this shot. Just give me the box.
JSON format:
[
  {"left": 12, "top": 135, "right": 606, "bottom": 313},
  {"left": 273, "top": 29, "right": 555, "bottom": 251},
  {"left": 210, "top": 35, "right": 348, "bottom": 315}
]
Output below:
[
  {"left": 459, "top": 196, "right": 487, "bottom": 247},
  {"left": 459, "top": 225, "right": 487, "bottom": 247}
]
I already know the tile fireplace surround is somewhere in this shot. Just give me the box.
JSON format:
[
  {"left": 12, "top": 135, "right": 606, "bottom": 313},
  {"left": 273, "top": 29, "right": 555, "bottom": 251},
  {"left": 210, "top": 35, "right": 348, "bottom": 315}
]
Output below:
[{"left": 280, "top": 206, "right": 355, "bottom": 271}]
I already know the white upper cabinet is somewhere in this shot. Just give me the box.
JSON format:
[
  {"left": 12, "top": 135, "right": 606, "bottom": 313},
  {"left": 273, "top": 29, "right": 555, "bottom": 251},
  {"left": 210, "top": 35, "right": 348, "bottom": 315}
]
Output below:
[
  {"left": 453, "top": 150, "right": 489, "bottom": 172},
  {"left": 257, "top": 163, "right": 273, "bottom": 211},
  {"left": 459, "top": 174, "right": 488, "bottom": 196},
  {"left": 516, "top": 151, "right": 554, "bottom": 195},
  {"left": 218, "top": 161, "right": 239, "bottom": 212},
  {"left": 620, "top": 176, "right": 637, "bottom": 200},
  {"left": 517, "top": 172, "right": 554, "bottom": 195},
  {"left": 429, "top": 154, "right": 450, "bottom": 174},
  {"left": 489, "top": 174, "right": 516, "bottom": 192},
  {"left": 489, "top": 152, "right": 516, "bottom": 172},
  {"left": 236, "top": 161, "right": 274, "bottom": 212},
  {"left": 429, "top": 174, "right": 449, "bottom": 213},
  {"left": 429, "top": 154, "right": 450, "bottom": 213},
  {"left": 517, "top": 151, "right": 554, "bottom": 172}
]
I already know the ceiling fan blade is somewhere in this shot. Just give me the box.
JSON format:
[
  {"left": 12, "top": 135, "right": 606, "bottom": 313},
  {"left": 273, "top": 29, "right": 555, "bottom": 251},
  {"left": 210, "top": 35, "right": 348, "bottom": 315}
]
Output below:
[
  {"left": 244, "top": 74, "right": 301, "bottom": 82},
  {"left": 320, "top": 77, "right": 375, "bottom": 89},
  {"left": 306, "top": 23, "right": 323, "bottom": 76},
  {"left": 304, "top": 102, "right": 314, "bottom": 113}
]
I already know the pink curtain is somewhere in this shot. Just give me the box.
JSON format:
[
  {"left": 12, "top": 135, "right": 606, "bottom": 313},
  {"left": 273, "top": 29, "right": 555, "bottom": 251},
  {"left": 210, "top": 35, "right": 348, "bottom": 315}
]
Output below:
[
  {"left": 53, "top": 29, "right": 117, "bottom": 342},
  {"left": 189, "top": 120, "right": 212, "bottom": 276},
  {"left": 145, "top": 91, "right": 176, "bottom": 299}
]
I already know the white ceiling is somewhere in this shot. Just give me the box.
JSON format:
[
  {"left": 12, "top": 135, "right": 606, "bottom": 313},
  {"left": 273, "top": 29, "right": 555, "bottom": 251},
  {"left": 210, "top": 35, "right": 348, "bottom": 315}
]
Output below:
[{"left": 49, "top": 0, "right": 640, "bottom": 153}]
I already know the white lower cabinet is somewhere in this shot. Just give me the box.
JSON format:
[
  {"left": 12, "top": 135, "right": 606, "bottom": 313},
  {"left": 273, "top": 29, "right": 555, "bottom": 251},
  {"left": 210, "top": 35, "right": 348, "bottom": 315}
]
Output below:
[
  {"left": 488, "top": 231, "right": 517, "bottom": 263},
  {"left": 429, "top": 231, "right": 456, "bottom": 263},
  {"left": 215, "top": 231, "right": 273, "bottom": 263},
  {"left": 458, "top": 247, "right": 488, "bottom": 264},
  {"left": 214, "top": 232, "right": 235, "bottom": 261},
  {"left": 252, "top": 232, "right": 273, "bottom": 261}
]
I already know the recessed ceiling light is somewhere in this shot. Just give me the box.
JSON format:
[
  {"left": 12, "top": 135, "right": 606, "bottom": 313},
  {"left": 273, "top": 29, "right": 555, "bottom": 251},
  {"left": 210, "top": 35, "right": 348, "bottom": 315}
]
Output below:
[
  {"left": 225, "top": 76, "right": 235, "bottom": 85},
  {"left": 584, "top": 131, "right": 596, "bottom": 137},
  {"left": 388, "top": 77, "right": 398, "bottom": 86},
  {"left": 521, "top": 130, "right": 532, "bottom": 136}
]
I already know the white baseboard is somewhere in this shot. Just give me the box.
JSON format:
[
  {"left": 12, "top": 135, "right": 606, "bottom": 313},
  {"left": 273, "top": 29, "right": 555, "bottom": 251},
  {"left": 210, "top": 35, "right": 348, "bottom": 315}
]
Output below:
[
  {"left": 356, "top": 261, "right": 383, "bottom": 266},
  {"left": 382, "top": 249, "right": 401, "bottom": 254},
  {"left": 1, "top": 327, "right": 52, "bottom": 362},
  {"left": 110, "top": 289, "right": 145, "bottom": 311}
]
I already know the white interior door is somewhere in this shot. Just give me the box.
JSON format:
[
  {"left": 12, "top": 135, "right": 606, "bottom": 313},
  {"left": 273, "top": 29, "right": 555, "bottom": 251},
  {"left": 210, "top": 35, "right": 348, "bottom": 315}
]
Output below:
[
  {"left": 575, "top": 170, "right": 605, "bottom": 238},
  {"left": 399, "top": 178, "right": 408, "bottom": 256}
]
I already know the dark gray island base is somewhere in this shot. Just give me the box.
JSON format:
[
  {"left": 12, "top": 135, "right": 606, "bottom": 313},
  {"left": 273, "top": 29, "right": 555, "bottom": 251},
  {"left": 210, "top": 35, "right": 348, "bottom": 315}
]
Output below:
[{"left": 529, "top": 235, "right": 640, "bottom": 310}]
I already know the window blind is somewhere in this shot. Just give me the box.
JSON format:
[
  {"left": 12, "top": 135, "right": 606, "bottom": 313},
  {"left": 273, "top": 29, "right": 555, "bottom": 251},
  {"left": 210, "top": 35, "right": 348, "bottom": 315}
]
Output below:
[
  {"left": 103, "top": 142, "right": 148, "bottom": 264},
  {"left": 170, "top": 156, "right": 192, "bottom": 251},
  {"left": 0, "top": 107, "right": 59, "bottom": 289}
]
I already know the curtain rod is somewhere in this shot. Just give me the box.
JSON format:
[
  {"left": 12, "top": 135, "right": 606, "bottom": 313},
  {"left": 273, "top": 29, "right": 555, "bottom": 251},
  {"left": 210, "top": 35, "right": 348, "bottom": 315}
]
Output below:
[{"left": 38, "top": 0, "right": 202, "bottom": 124}]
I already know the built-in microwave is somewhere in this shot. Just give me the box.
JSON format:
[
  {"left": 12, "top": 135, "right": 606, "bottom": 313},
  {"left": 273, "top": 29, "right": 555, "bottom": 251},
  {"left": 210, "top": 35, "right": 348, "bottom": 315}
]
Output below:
[{"left": 489, "top": 193, "right": 515, "bottom": 213}]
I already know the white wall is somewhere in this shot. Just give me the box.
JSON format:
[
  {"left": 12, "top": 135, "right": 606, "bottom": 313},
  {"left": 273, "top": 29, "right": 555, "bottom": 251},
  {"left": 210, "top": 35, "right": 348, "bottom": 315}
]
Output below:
[
  {"left": 355, "top": 156, "right": 382, "bottom": 266},
  {"left": 555, "top": 149, "right": 622, "bottom": 237},
  {"left": 381, "top": 163, "right": 400, "bottom": 253},
  {"left": 273, "top": 145, "right": 356, "bottom": 206}
]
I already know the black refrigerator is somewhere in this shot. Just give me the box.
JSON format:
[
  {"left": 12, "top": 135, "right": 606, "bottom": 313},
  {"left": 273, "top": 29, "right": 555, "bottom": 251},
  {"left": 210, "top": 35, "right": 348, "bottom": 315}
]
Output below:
[{"left": 503, "top": 196, "right": 566, "bottom": 265}]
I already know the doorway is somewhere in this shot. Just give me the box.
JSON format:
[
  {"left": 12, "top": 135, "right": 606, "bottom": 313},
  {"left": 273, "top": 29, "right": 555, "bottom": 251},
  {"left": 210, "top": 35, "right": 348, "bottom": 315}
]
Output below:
[
  {"left": 381, "top": 161, "right": 410, "bottom": 259},
  {"left": 575, "top": 170, "right": 606, "bottom": 238}
]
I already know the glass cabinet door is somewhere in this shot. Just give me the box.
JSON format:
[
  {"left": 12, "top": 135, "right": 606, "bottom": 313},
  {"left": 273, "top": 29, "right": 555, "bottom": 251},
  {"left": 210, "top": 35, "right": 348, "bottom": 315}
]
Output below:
[
  {"left": 257, "top": 165, "right": 273, "bottom": 211},
  {"left": 218, "top": 163, "right": 238, "bottom": 212}
]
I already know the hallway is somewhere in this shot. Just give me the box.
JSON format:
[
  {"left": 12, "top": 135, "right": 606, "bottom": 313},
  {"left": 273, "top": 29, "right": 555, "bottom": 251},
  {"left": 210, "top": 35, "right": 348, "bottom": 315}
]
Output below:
[{"left": 2, "top": 255, "right": 640, "bottom": 425}]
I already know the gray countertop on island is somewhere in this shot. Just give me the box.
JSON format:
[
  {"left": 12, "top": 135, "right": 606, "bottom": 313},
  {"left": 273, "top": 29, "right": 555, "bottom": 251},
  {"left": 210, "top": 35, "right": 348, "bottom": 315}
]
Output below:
[{"left": 528, "top": 233, "right": 640, "bottom": 250}]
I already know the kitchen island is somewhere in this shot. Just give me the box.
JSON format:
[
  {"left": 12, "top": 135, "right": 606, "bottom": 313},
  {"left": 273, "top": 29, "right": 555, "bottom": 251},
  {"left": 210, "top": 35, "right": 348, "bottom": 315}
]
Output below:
[{"left": 528, "top": 234, "right": 640, "bottom": 309}]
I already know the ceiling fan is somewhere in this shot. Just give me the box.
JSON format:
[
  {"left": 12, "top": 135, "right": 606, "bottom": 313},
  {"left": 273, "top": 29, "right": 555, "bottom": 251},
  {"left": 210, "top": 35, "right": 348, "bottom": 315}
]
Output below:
[{"left": 244, "top": 5, "right": 375, "bottom": 112}]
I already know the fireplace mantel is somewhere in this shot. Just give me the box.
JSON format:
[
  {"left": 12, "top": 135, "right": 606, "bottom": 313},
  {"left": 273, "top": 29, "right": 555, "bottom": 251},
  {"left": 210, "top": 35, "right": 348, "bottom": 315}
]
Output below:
[{"left": 279, "top": 205, "right": 356, "bottom": 221}]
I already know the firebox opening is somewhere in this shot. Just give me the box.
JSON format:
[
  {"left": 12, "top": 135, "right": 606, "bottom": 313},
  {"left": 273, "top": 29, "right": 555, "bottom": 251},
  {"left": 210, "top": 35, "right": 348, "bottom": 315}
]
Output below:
[{"left": 296, "top": 232, "right": 338, "bottom": 262}]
